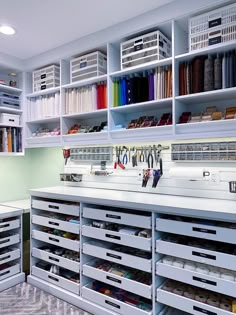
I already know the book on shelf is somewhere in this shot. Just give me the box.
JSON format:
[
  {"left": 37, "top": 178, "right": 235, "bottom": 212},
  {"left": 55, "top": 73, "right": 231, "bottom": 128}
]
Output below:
[{"left": 0, "top": 127, "right": 21, "bottom": 153}]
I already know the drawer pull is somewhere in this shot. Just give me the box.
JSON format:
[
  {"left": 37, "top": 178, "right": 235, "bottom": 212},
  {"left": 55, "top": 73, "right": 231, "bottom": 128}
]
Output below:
[
  {"left": 48, "top": 275, "right": 59, "bottom": 282},
  {"left": 193, "top": 276, "right": 216, "bottom": 286},
  {"left": 106, "top": 275, "right": 121, "bottom": 284},
  {"left": 49, "top": 237, "right": 59, "bottom": 243},
  {"left": 192, "top": 251, "right": 216, "bottom": 260},
  {"left": 105, "top": 234, "right": 121, "bottom": 240},
  {"left": 0, "top": 270, "right": 10, "bottom": 277},
  {"left": 105, "top": 300, "right": 120, "bottom": 309},
  {"left": 192, "top": 227, "right": 216, "bottom": 235},
  {"left": 49, "top": 256, "right": 60, "bottom": 263},
  {"left": 0, "top": 255, "right": 10, "bottom": 261},
  {"left": 193, "top": 306, "right": 216, "bottom": 315},
  {"left": 0, "top": 238, "right": 10, "bottom": 245},
  {"left": 106, "top": 253, "right": 122, "bottom": 260},
  {"left": 0, "top": 224, "right": 10, "bottom": 229},
  {"left": 48, "top": 205, "right": 59, "bottom": 210},
  {"left": 106, "top": 214, "right": 121, "bottom": 220},
  {"left": 48, "top": 221, "right": 59, "bottom": 226}
]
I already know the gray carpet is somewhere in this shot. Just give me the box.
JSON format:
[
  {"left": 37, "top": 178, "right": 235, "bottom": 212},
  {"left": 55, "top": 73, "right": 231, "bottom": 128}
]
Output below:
[{"left": 0, "top": 282, "right": 93, "bottom": 315}]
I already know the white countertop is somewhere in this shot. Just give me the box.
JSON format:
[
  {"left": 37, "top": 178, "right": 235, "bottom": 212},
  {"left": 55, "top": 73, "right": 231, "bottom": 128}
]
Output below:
[
  {"left": 0, "top": 204, "right": 22, "bottom": 218},
  {"left": 0, "top": 199, "right": 30, "bottom": 214},
  {"left": 30, "top": 186, "right": 236, "bottom": 221}
]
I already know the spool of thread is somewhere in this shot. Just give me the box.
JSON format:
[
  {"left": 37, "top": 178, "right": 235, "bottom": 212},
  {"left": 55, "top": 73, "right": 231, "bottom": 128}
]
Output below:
[
  {"left": 196, "top": 265, "right": 209, "bottom": 275},
  {"left": 163, "top": 283, "right": 173, "bottom": 292},
  {"left": 207, "top": 298, "right": 220, "bottom": 308},
  {"left": 173, "top": 287, "right": 184, "bottom": 296},
  {"left": 220, "top": 271, "right": 235, "bottom": 282},
  {"left": 209, "top": 269, "right": 220, "bottom": 278},
  {"left": 184, "top": 261, "right": 196, "bottom": 271},
  {"left": 162, "top": 256, "right": 174, "bottom": 265},
  {"left": 184, "top": 291, "right": 194, "bottom": 299},
  {"left": 169, "top": 167, "right": 210, "bottom": 180},
  {"left": 220, "top": 302, "right": 232, "bottom": 311},
  {"left": 195, "top": 294, "right": 207, "bottom": 303},
  {"left": 173, "top": 259, "right": 184, "bottom": 268}
]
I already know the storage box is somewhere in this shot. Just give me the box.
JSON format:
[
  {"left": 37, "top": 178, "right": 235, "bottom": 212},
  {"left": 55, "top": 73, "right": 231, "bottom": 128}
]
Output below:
[
  {"left": 0, "top": 97, "right": 20, "bottom": 109},
  {"left": 33, "top": 65, "right": 60, "bottom": 92},
  {"left": 120, "top": 30, "right": 171, "bottom": 69},
  {"left": 189, "top": 3, "right": 236, "bottom": 51},
  {"left": 70, "top": 51, "right": 107, "bottom": 82},
  {"left": 0, "top": 113, "right": 20, "bottom": 127}
]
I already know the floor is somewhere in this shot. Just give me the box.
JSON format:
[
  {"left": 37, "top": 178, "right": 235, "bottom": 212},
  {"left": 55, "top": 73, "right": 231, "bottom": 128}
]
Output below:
[{"left": 0, "top": 282, "right": 93, "bottom": 315}]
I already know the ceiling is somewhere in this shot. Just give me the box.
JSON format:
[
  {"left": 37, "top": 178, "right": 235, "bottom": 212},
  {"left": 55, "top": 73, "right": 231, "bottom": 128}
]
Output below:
[{"left": 0, "top": 0, "right": 174, "bottom": 60}]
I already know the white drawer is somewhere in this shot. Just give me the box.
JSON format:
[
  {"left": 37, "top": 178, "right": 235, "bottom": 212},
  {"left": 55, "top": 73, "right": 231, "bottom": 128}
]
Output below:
[
  {"left": 32, "top": 266, "right": 80, "bottom": 295},
  {"left": 32, "top": 215, "right": 80, "bottom": 234},
  {"left": 83, "top": 243, "right": 152, "bottom": 273},
  {"left": 83, "top": 206, "right": 151, "bottom": 229},
  {"left": 32, "top": 199, "right": 79, "bottom": 216},
  {"left": 0, "top": 248, "right": 20, "bottom": 265},
  {"left": 83, "top": 261, "right": 152, "bottom": 299},
  {"left": 0, "top": 219, "right": 20, "bottom": 233},
  {"left": 156, "top": 239, "right": 236, "bottom": 271},
  {"left": 156, "top": 218, "right": 236, "bottom": 245},
  {"left": 32, "top": 248, "right": 80, "bottom": 273},
  {"left": 32, "top": 230, "right": 80, "bottom": 251},
  {"left": 82, "top": 283, "right": 152, "bottom": 315},
  {"left": 82, "top": 226, "right": 151, "bottom": 251},
  {"left": 156, "top": 262, "right": 236, "bottom": 297},
  {"left": 0, "top": 234, "right": 20, "bottom": 249},
  {"left": 156, "top": 288, "right": 232, "bottom": 315},
  {"left": 0, "top": 263, "right": 20, "bottom": 281}
]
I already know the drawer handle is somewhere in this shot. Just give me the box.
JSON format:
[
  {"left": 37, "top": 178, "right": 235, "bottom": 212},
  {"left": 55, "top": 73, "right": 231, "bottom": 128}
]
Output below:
[
  {"left": 105, "top": 234, "right": 121, "bottom": 240},
  {"left": 0, "top": 238, "right": 10, "bottom": 245},
  {"left": 49, "top": 237, "right": 59, "bottom": 243},
  {"left": 106, "top": 253, "right": 122, "bottom": 260},
  {"left": 192, "top": 227, "right": 216, "bottom": 235},
  {"left": 106, "top": 214, "right": 121, "bottom": 220},
  {"left": 49, "top": 256, "right": 60, "bottom": 263},
  {"left": 106, "top": 275, "right": 121, "bottom": 284},
  {"left": 48, "top": 205, "right": 59, "bottom": 210},
  {"left": 48, "top": 221, "right": 59, "bottom": 226},
  {"left": 192, "top": 251, "right": 216, "bottom": 260},
  {"left": 0, "top": 255, "right": 10, "bottom": 261},
  {"left": 0, "top": 224, "right": 10, "bottom": 229},
  {"left": 193, "top": 276, "right": 216, "bottom": 286},
  {"left": 193, "top": 306, "right": 216, "bottom": 315},
  {"left": 0, "top": 270, "right": 10, "bottom": 277},
  {"left": 105, "top": 300, "right": 120, "bottom": 309},
  {"left": 48, "top": 275, "right": 59, "bottom": 282}
]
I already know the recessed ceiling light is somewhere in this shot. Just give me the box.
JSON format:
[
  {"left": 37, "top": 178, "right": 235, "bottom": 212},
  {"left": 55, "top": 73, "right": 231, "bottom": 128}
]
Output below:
[{"left": 0, "top": 25, "right": 16, "bottom": 35}]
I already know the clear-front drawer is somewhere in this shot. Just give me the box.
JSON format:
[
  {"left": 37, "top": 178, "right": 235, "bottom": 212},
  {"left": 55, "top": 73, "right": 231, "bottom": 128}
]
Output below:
[
  {"left": 32, "top": 199, "right": 79, "bottom": 216},
  {"left": 0, "top": 263, "right": 20, "bottom": 281},
  {"left": 32, "top": 215, "right": 80, "bottom": 234},
  {"left": 0, "top": 219, "right": 20, "bottom": 233},
  {"left": 0, "top": 234, "right": 20, "bottom": 249},
  {"left": 0, "top": 248, "right": 20, "bottom": 265}
]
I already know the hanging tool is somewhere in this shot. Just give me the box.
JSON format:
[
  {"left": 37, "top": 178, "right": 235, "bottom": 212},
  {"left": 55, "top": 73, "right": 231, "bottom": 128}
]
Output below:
[
  {"left": 63, "top": 149, "right": 70, "bottom": 165},
  {"left": 142, "top": 169, "right": 151, "bottom": 187},
  {"left": 114, "top": 146, "right": 125, "bottom": 169},
  {"left": 131, "top": 147, "right": 138, "bottom": 167},
  {"left": 122, "top": 146, "right": 129, "bottom": 165},
  {"left": 147, "top": 146, "right": 154, "bottom": 169},
  {"left": 139, "top": 146, "right": 145, "bottom": 162},
  {"left": 152, "top": 169, "right": 162, "bottom": 188}
]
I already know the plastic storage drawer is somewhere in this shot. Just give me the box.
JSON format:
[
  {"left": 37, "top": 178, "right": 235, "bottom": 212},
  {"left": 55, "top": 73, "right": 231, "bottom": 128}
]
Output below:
[
  {"left": 0, "top": 234, "right": 20, "bottom": 249},
  {"left": 32, "top": 266, "right": 80, "bottom": 295},
  {"left": 0, "top": 113, "right": 20, "bottom": 127},
  {"left": 32, "top": 199, "right": 79, "bottom": 216},
  {"left": 32, "top": 215, "right": 80, "bottom": 234},
  {"left": 82, "top": 283, "right": 152, "bottom": 315},
  {"left": 0, "top": 248, "right": 20, "bottom": 265},
  {"left": 32, "top": 247, "right": 80, "bottom": 273},
  {"left": 0, "top": 219, "right": 20, "bottom": 233},
  {"left": 0, "top": 97, "right": 20, "bottom": 109},
  {"left": 0, "top": 263, "right": 20, "bottom": 282},
  {"left": 33, "top": 65, "right": 60, "bottom": 92},
  {"left": 83, "top": 206, "right": 151, "bottom": 229}
]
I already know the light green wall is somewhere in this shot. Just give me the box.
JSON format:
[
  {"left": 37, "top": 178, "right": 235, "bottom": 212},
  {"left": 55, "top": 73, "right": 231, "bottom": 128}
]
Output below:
[{"left": 0, "top": 147, "right": 63, "bottom": 203}]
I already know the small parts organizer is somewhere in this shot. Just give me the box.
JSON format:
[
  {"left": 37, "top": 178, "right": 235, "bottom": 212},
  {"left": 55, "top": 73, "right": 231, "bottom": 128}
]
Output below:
[
  {"left": 32, "top": 65, "right": 60, "bottom": 93},
  {"left": 172, "top": 141, "right": 236, "bottom": 161},
  {"left": 70, "top": 146, "right": 113, "bottom": 162}
]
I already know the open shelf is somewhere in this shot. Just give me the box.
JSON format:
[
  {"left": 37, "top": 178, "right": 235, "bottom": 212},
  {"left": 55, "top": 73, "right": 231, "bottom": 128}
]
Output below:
[
  {"left": 62, "top": 109, "right": 107, "bottom": 120},
  {"left": 26, "top": 135, "right": 61, "bottom": 147},
  {"left": 0, "top": 85, "right": 22, "bottom": 93},
  {"left": 26, "top": 116, "right": 61, "bottom": 124},
  {"left": 62, "top": 74, "right": 107, "bottom": 89},
  {"left": 0, "top": 107, "right": 23, "bottom": 114},
  {"left": 62, "top": 132, "right": 108, "bottom": 145},
  {"left": 26, "top": 86, "right": 60, "bottom": 98}
]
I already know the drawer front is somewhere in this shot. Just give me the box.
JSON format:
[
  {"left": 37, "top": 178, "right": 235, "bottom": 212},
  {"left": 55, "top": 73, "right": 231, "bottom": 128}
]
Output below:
[
  {"left": 0, "top": 263, "right": 20, "bottom": 281},
  {"left": 32, "top": 248, "right": 80, "bottom": 273},
  {"left": 32, "top": 199, "right": 79, "bottom": 216},
  {"left": 0, "top": 234, "right": 20, "bottom": 249},
  {"left": 156, "top": 218, "right": 236, "bottom": 245},
  {"left": 83, "top": 243, "right": 152, "bottom": 273},
  {"left": 0, "top": 249, "right": 20, "bottom": 265},
  {"left": 82, "top": 285, "right": 152, "bottom": 315},
  {"left": 32, "top": 215, "right": 80, "bottom": 234},
  {"left": 83, "top": 263, "right": 152, "bottom": 299},
  {"left": 32, "top": 230, "right": 80, "bottom": 251},
  {"left": 156, "top": 288, "right": 232, "bottom": 315},
  {"left": 32, "top": 266, "right": 80, "bottom": 295},
  {"left": 156, "top": 262, "right": 236, "bottom": 297},
  {"left": 0, "top": 219, "right": 20, "bottom": 233},
  {"left": 83, "top": 207, "right": 151, "bottom": 229},
  {"left": 82, "top": 226, "right": 151, "bottom": 251},
  {"left": 156, "top": 240, "right": 236, "bottom": 271}
]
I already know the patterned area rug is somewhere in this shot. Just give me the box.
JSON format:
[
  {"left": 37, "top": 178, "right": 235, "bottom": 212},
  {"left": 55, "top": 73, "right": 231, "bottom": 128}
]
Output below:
[{"left": 0, "top": 282, "right": 92, "bottom": 315}]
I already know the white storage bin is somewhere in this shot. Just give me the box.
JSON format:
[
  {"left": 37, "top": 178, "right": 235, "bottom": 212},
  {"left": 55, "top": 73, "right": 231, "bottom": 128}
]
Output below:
[
  {"left": 156, "top": 261, "right": 236, "bottom": 297},
  {"left": 0, "top": 113, "right": 20, "bottom": 127},
  {"left": 0, "top": 234, "right": 20, "bottom": 249},
  {"left": 82, "top": 283, "right": 152, "bottom": 315},
  {"left": 32, "top": 199, "right": 79, "bottom": 216},
  {"left": 0, "top": 248, "right": 20, "bottom": 265},
  {"left": 32, "top": 230, "right": 80, "bottom": 251},
  {"left": 32, "top": 266, "right": 80, "bottom": 295},
  {"left": 83, "top": 260, "right": 152, "bottom": 299},
  {"left": 82, "top": 225, "right": 151, "bottom": 251},
  {"left": 0, "top": 263, "right": 20, "bottom": 282},
  {"left": 83, "top": 242, "right": 152, "bottom": 273},
  {"left": 156, "top": 218, "right": 236, "bottom": 245},
  {"left": 189, "top": 3, "right": 236, "bottom": 51},
  {"left": 32, "top": 247, "right": 80, "bottom": 273},
  {"left": 0, "top": 218, "right": 20, "bottom": 233},
  {"left": 70, "top": 51, "right": 107, "bottom": 83},
  {"left": 33, "top": 65, "right": 60, "bottom": 92},
  {"left": 83, "top": 206, "right": 151, "bottom": 229},
  {"left": 0, "top": 97, "right": 20, "bottom": 109},
  {"left": 121, "top": 30, "right": 171, "bottom": 69},
  {"left": 32, "top": 215, "right": 80, "bottom": 234}
]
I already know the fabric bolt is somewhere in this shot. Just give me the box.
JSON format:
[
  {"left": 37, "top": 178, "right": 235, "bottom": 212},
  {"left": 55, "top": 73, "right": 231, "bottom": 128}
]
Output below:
[
  {"left": 204, "top": 55, "right": 214, "bottom": 92},
  {"left": 214, "top": 54, "right": 222, "bottom": 90}
]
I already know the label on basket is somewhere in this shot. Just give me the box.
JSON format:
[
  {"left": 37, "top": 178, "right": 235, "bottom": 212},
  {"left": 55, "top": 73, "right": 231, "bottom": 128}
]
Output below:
[
  {"left": 192, "top": 227, "right": 216, "bottom": 235},
  {"left": 193, "top": 276, "right": 216, "bottom": 286},
  {"left": 105, "top": 300, "right": 120, "bottom": 309},
  {"left": 209, "top": 36, "right": 221, "bottom": 46},
  {"left": 193, "top": 306, "right": 216, "bottom": 315},
  {"left": 134, "top": 39, "right": 143, "bottom": 51},
  {"left": 209, "top": 18, "right": 221, "bottom": 28},
  {"left": 192, "top": 251, "right": 216, "bottom": 260},
  {"left": 41, "top": 74, "right": 46, "bottom": 79},
  {"left": 80, "top": 61, "right": 87, "bottom": 68},
  {"left": 41, "top": 85, "right": 46, "bottom": 90}
]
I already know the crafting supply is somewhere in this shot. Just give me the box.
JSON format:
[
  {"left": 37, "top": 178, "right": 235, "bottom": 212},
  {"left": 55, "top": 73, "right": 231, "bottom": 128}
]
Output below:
[
  {"left": 196, "top": 265, "right": 209, "bottom": 275},
  {"left": 162, "top": 256, "right": 174, "bottom": 266},
  {"left": 172, "top": 259, "right": 184, "bottom": 268},
  {"left": 207, "top": 298, "right": 220, "bottom": 308},
  {"left": 184, "top": 261, "right": 196, "bottom": 271},
  {"left": 195, "top": 294, "right": 207, "bottom": 303},
  {"left": 184, "top": 291, "right": 194, "bottom": 299},
  {"left": 220, "top": 271, "right": 235, "bottom": 281},
  {"left": 204, "top": 55, "right": 214, "bottom": 92},
  {"left": 173, "top": 287, "right": 183, "bottom": 296},
  {"left": 220, "top": 303, "right": 231, "bottom": 311},
  {"left": 147, "top": 146, "right": 154, "bottom": 169},
  {"left": 169, "top": 167, "right": 210, "bottom": 179}
]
